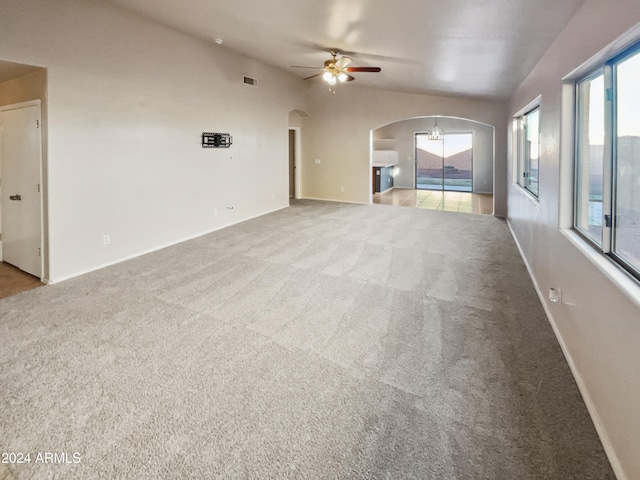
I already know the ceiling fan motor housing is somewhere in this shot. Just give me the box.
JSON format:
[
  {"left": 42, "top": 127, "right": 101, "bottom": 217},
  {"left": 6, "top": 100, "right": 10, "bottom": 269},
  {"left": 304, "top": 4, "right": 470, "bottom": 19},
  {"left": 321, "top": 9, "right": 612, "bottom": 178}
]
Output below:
[{"left": 324, "top": 58, "right": 336, "bottom": 69}]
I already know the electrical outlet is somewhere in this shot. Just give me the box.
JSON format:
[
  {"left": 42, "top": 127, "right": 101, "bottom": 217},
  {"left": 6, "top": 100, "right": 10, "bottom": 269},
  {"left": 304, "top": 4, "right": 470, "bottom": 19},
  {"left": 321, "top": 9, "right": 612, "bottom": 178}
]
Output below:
[
  {"left": 549, "top": 287, "right": 562, "bottom": 303},
  {"left": 315, "top": 159, "right": 321, "bottom": 165},
  {"left": 340, "top": 186, "right": 345, "bottom": 192},
  {"left": 103, "top": 235, "right": 110, "bottom": 245}
]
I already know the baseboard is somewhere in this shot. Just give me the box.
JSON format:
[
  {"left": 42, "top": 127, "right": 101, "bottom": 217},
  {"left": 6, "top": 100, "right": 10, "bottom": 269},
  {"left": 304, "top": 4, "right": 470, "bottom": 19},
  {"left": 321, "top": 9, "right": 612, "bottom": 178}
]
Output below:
[
  {"left": 299, "top": 196, "right": 369, "bottom": 205},
  {"left": 47, "top": 205, "right": 289, "bottom": 285},
  {"left": 505, "top": 219, "right": 627, "bottom": 480}
]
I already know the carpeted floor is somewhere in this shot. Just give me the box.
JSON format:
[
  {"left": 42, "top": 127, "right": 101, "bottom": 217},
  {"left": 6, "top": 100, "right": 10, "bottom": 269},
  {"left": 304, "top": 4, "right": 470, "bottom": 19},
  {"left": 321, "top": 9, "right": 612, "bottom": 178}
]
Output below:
[{"left": 0, "top": 200, "right": 614, "bottom": 479}]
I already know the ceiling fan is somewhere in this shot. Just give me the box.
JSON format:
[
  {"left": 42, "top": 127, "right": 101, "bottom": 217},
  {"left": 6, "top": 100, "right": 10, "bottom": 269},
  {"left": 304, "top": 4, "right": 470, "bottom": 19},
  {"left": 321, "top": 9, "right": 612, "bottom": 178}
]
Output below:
[{"left": 291, "top": 50, "right": 381, "bottom": 85}]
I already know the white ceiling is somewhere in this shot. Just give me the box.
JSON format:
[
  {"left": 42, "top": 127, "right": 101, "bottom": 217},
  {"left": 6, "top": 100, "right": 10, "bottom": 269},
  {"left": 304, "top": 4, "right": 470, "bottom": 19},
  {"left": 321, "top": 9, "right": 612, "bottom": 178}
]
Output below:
[{"left": 101, "top": 0, "right": 584, "bottom": 101}]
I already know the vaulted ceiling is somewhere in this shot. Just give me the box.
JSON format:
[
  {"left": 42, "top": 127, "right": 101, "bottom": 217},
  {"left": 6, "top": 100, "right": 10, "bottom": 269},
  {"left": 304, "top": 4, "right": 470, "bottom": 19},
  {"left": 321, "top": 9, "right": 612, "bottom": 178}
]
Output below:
[{"left": 101, "top": 0, "right": 584, "bottom": 101}]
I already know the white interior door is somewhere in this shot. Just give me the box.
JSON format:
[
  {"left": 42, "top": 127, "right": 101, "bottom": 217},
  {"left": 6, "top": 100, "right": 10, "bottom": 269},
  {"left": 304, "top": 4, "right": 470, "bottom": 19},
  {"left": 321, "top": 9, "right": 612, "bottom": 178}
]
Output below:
[{"left": 0, "top": 103, "right": 43, "bottom": 278}]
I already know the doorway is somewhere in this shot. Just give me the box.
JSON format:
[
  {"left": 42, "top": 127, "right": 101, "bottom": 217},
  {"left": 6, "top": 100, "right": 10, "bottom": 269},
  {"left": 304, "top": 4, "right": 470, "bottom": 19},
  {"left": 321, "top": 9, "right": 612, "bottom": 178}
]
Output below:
[
  {"left": 0, "top": 100, "right": 44, "bottom": 279},
  {"left": 288, "top": 128, "right": 300, "bottom": 199},
  {"left": 415, "top": 132, "right": 473, "bottom": 192}
]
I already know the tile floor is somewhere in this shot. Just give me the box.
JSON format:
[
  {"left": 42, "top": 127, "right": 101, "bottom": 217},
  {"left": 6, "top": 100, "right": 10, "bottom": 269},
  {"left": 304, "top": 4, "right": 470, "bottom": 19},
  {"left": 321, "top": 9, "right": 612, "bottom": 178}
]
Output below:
[{"left": 373, "top": 188, "right": 493, "bottom": 215}]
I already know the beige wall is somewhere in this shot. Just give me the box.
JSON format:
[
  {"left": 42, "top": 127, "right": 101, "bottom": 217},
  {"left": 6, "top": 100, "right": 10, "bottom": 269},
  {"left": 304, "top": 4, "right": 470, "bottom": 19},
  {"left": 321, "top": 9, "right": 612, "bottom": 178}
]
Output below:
[
  {"left": 508, "top": 3, "right": 640, "bottom": 479},
  {"left": 0, "top": 0, "right": 307, "bottom": 282},
  {"left": 301, "top": 84, "right": 507, "bottom": 213}
]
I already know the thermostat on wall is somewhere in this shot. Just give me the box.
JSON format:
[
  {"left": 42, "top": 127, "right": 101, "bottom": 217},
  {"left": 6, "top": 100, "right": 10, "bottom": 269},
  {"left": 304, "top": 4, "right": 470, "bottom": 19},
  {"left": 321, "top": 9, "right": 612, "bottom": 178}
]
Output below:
[{"left": 202, "top": 132, "right": 232, "bottom": 148}]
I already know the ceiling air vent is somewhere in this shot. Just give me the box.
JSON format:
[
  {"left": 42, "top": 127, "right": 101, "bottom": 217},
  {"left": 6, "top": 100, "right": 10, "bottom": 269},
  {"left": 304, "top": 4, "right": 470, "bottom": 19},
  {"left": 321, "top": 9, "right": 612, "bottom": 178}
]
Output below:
[{"left": 243, "top": 76, "right": 258, "bottom": 87}]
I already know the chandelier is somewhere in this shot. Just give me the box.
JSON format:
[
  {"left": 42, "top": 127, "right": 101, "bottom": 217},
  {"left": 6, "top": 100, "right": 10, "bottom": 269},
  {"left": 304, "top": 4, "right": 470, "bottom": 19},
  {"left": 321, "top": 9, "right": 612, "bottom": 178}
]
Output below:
[{"left": 427, "top": 116, "right": 444, "bottom": 141}]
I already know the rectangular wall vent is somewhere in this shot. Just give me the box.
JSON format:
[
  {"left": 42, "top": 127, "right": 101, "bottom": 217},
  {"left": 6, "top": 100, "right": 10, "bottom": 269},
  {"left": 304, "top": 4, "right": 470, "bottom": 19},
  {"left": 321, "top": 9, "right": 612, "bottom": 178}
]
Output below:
[{"left": 243, "top": 76, "right": 258, "bottom": 87}]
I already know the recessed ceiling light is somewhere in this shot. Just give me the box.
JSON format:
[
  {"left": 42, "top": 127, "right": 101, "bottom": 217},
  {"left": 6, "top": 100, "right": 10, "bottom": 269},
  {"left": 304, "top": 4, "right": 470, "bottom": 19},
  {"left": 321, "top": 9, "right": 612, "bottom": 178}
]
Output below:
[{"left": 214, "top": 38, "right": 223, "bottom": 45}]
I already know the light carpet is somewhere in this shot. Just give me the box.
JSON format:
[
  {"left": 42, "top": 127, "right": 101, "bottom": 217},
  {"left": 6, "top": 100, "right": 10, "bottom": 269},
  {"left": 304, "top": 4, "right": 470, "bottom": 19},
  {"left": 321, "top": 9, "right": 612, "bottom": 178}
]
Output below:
[{"left": 0, "top": 200, "right": 614, "bottom": 479}]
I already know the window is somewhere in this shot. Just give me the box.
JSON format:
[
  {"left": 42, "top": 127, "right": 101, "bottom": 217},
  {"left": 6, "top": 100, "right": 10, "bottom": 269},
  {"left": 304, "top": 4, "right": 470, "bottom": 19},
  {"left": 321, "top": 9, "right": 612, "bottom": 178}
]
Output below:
[
  {"left": 515, "top": 106, "right": 541, "bottom": 197},
  {"left": 575, "top": 71, "right": 605, "bottom": 246},
  {"left": 575, "top": 41, "right": 640, "bottom": 280}
]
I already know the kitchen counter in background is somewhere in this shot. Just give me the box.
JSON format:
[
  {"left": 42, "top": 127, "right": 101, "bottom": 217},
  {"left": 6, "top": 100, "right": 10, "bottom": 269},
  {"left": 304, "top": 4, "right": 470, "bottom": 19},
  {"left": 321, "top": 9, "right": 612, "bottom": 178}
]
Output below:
[
  {"left": 373, "top": 164, "right": 396, "bottom": 193},
  {"left": 372, "top": 150, "right": 399, "bottom": 194}
]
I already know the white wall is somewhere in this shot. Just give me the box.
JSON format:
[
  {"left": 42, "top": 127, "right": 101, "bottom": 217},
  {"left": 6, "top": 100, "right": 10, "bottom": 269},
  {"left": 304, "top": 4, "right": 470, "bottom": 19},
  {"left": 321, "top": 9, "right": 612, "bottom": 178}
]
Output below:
[
  {"left": 373, "top": 117, "right": 494, "bottom": 194},
  {"left": 301, "top": 84, "right": 507, "bottom": 213},
  {"left": 0, "top": 0, "right": 307, "bottom": 282},
  {"left": 507, "top": 3, "right": 640, "bottom": 479}
]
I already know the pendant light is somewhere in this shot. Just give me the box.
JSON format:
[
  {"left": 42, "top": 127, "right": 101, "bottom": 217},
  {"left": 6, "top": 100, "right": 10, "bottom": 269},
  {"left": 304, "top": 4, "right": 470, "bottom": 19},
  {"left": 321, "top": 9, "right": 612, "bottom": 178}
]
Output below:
[{"left": 427, "top": 116, "right": 444, "bottom": 141}]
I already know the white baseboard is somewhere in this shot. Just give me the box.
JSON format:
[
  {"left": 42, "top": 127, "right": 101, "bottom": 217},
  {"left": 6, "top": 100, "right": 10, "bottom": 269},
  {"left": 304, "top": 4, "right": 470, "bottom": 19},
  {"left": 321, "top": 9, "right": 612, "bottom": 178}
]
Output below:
[
  {"left": 299, "top": 196, "right": 369, "bottom": 205},
  {"left": 47, "top": 205, "right": 289, "bottom": 285}
]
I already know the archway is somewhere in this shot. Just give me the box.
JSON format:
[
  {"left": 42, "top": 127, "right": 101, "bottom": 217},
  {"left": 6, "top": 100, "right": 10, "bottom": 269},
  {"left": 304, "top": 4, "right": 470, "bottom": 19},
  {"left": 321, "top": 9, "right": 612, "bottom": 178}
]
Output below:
[{"left": 371, "top": 116, "right": 495, "bottom": 214}]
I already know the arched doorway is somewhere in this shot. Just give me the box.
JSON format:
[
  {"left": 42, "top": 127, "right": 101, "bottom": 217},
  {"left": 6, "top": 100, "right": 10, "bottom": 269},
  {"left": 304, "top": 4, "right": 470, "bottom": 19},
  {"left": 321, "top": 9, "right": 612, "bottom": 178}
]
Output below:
[{"left": 371, "top": 116, "right": 494, "bottom": 214}]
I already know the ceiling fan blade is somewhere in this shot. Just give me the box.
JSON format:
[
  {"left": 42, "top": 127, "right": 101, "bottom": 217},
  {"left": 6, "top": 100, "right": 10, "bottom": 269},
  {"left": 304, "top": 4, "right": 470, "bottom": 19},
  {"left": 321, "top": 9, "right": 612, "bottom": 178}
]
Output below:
[
  {"left": 335, "top": 56, "right": 352, "bottom": 69},
  {"left": 291, "top": 65, "right": 324, "bottom": 70},
  {"left": 346, "top": 74, "right": 356, "bottom": 82},
  {"left": 303, "top": 73, "right": 323, "bottom": 80},
  {"left": 345, "top": 67, "right": 382, "bottom": 73}
]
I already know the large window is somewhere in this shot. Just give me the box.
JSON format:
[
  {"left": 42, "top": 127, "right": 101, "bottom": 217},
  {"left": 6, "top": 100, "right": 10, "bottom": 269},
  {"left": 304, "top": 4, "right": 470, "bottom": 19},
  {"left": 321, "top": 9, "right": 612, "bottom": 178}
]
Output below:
[
  {"left": 515, "top": 106, "right": 541, "bottom": 197},
  {"left": 575, "top": 42, "right": 640, "bottom": 280}
]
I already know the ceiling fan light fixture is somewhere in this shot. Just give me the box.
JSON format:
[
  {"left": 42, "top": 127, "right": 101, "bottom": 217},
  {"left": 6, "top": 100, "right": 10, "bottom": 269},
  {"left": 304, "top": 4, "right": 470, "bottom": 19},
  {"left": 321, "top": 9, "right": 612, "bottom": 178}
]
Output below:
[{"left": 292, "top": 50, "right": 381, "bottom": 86}]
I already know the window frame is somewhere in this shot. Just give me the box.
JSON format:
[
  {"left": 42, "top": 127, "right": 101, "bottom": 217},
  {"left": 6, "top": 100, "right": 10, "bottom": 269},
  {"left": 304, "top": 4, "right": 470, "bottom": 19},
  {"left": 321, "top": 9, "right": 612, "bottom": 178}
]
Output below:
[
  {"left": 573, "top": 68, "right": 608, "bottom": 249},
  {"left": 514, "top": 102, "right": 541, "bottom": 199},
  {"left": 573, "top": 40, "right": 640, "bottom": 282}
]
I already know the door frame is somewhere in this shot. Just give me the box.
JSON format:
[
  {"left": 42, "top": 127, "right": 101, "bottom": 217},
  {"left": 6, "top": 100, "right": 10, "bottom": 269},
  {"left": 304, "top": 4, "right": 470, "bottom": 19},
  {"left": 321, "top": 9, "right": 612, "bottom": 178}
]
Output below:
[
  {"left": 288, "top": 127, "right": 301, "bottom": 199},
  {"left": 414, "top": 131, "right": 474, "bottom": 192},
  {"left": 0, "top": 99, "right": 45, "bottom": 281}
]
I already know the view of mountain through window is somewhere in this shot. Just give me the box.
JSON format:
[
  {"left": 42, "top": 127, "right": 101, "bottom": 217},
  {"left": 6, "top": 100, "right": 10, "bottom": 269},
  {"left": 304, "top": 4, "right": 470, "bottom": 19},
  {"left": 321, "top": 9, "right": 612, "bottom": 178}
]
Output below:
[{"left": 415, "top": 133, "right": 473, "bottom": 191}]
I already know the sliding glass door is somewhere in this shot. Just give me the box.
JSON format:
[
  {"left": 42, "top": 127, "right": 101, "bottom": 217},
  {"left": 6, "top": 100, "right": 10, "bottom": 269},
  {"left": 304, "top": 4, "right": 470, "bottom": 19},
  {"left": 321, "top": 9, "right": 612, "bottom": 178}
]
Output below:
[{"left": 415, "top": 133, "right": 473, "bottom": 191}]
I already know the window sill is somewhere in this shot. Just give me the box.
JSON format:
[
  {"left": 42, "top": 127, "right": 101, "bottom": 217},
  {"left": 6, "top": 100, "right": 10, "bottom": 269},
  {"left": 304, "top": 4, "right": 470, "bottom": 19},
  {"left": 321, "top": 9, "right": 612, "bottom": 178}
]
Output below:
[
  {"left": 561, "top": 228, "right": 640, "bottom": 310},
  {"left": 514, "top": 183, "right": 541, "bottom": 208}
]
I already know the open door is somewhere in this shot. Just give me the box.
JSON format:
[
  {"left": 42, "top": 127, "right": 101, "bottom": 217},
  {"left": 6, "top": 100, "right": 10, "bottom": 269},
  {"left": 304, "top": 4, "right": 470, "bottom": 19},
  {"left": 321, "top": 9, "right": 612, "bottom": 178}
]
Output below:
[
  {"left": 288, "top": 128, "right": 301, "bottom": 199},
  {"left": 0, "top": 102, "right": 43, "bottom": 278},
  {"left": 289, "top": 129, "right": 296, "bottom": 198}
]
